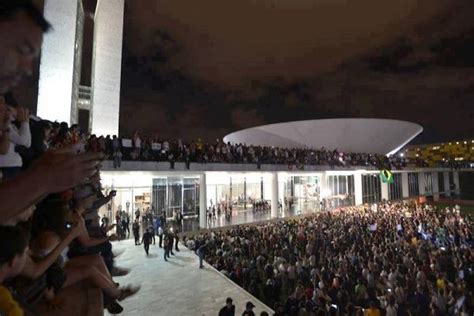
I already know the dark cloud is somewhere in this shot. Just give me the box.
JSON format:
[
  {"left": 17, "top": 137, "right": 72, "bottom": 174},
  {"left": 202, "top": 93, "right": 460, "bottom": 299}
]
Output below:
[
  {"left": 116, "top": 0, "right": 474, "bottom": 143},
  {"left": 14, "top": 0, "right": 474, "bottom": 144}
]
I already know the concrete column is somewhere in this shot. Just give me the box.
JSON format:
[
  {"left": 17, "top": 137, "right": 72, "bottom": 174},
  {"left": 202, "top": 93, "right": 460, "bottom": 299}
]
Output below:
[
  {"left": 381, "top": 181, "right": 389, "bottom": 201},
  {"left": 401, "top": 172, "right": 409, "bottom": 199},
  {"left": 354, "top": 172, "right": 363, "bottom": 205},
  {"left": 432, "top": 171, "right": 440, "bottom": 201},
  {"left": 199, "top": 173, "right": 207, "bottom": 229},
  {"left": 271, "top": 172, "right": 279, "bottom": 218},
  {"left": 443, "top": 171, "right": 451, "bottom": 197},
  {"left": 453, "top": 171, "right": 460, "bottom": 197},
  {"left": 418, "top": 172, "right": 426, "bottom": 196}
]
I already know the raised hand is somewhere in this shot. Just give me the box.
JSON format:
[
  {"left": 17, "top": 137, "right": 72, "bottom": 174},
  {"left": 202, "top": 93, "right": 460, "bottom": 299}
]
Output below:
[
  {"left": 30, "top": 150, "right": 103, "bottom": 193},
  {"left": 16, "top": 106, "right": 29, "bottom": 122}
]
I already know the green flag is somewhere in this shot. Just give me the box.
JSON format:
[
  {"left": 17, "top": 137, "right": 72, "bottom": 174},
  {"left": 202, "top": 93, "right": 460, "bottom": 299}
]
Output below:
[{"left": 380, "top": 169, "right": 394, "bottom": 184}]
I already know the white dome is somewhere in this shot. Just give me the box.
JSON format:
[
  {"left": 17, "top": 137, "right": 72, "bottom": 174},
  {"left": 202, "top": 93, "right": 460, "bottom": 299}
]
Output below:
[{"left": 223, "top": 118, "right": 423, "bottom": 156}]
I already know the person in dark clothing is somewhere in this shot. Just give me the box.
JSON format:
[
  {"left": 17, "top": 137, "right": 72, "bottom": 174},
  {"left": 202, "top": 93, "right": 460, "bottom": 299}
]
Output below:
[
  {"left": 219, "top": 297, "right": 236, "bottom": 316},
  {"left": 132, "top": 219, "right": 140, "bottom": 245},
  {"left": 197, "top": 243, "right": 207, "bottom": 269},
  {"left": 168, "top": 231, "right": 175, "bottom": 256},
  {"left": 121, "top": 217, "right": 127, "bottom": 239},
  {"left": 148, "top": 224, "right": 156, "bottom": 245},
  {"left": 124, "top": 213, "right": 130, "bottom": 238},
  {"left": 174, "top": 229, "right": 180, "bottom": 252},
  {"left": 141, "top": 228, "right": 153, "bottom": 256},
  {"left": 242, "top": 301, "right": 256, "bottom": 316},
  {"left": 161, "top": 211, "right": 167, "bottom": 227},
  {"left": 163, "top": 233, "right": 170, "bottom": 261}
]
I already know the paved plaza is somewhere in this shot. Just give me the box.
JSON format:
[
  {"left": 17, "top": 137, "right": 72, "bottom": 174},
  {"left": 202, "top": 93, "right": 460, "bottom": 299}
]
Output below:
[{"left": 106, "top": 239, "right": 273, "bottom": 316}]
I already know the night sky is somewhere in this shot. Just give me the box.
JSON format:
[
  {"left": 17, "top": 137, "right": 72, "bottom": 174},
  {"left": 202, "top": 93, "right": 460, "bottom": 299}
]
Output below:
[{"left": 21, "top": 0, "right": 474, "bottom": 143}]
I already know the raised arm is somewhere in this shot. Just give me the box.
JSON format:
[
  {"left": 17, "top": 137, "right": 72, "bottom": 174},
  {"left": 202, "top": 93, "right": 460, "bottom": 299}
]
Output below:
[
  {"left": 0, "top": 151, "right": 102, "bottom": 224},
  {"left": 22, "top": 225, "right": 80, "bottom": 279}
]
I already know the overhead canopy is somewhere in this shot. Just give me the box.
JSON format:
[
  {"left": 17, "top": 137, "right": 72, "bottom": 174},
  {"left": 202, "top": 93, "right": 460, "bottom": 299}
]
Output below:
[{"left": 223, "top": 118, "right": 423, "bottom": 156}]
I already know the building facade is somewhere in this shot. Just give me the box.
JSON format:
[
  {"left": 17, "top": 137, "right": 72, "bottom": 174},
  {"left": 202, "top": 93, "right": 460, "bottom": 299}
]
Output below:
[
  {"left": 90, "top": 0, "right": 125, "bottom": 136},
  {"left": 37, "top": 0, "right": 84, "bottom": 124},
  {"left": 99, "top": 161, "right": 463, "bottom": 230},
  {"left": 38, "top": 0, "right": 124, "bottom": 135},
  {"left": 403, "top": 140, "right": 474, "bottom": 167}
]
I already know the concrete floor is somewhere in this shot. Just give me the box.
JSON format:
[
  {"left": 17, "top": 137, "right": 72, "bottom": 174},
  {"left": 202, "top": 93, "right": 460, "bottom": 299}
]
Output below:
[{"left": 106, "top": 239, "right": 273, "bottom": 316}]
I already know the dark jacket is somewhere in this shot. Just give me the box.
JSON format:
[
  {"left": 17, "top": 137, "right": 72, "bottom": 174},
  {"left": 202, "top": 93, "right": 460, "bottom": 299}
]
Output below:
[{"left": 218, "top": 305, "right": 235, "bottom": 316}]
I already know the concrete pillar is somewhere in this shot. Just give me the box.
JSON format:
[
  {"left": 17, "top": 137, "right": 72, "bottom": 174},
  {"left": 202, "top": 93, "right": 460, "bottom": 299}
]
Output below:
[
  {"left": 381, "top": 181, "right": 389, "bottom": 201},
  {"left": 453, "top": 171, "right": 460, "bottom": 197},
  {"left": 354, "top": 172, "right": 363, "bottom": 205},
  {"left": 418, "top": 172, "right": 426, "bottom": 196},
  {"left": 443, "top": 171, "right": 451, "bottom": 197},
  {"left": 432, "top": 171, "right": 440, "bottom": 201},
  {"left": 199, "top": 173, "right": 207, "bottom": 229},
  {"left": 401, "top": 172, "right": 409, "bottom": 199},
  {"left": 271, "top": 172, "right": 279, "bottom": 218}
]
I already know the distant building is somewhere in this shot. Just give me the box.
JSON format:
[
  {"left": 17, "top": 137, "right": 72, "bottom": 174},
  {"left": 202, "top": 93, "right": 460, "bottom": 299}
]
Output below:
[
  {"left": 37, "top": 0, "right": 124, "bottom": 136},
  {"left": 402, "top": 140, "right": 474, "bottom": 166}
]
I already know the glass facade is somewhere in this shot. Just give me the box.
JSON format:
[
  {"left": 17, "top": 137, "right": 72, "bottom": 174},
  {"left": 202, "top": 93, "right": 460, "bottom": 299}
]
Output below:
[
  {"left": 362, "top": 174, "right": 381, "bottom": 204},
  {"left": 423, "top": 172, "right": 433, "bottom": 195},
  {"left": 152, "top": 177, "right": 200, "bottom": 218},
  {"left": 449, "top": 172, "right": 455, "bottom": 192},
  {"left": 388, "top": 173, "right": 402, "bottom": 200},
  {"left": 408, "top": 173, "right": 419, "bottom": 197},
  {"left": 282, "top": 175, "right": 321, "bottom": 213},
  {"left": 325, "top": 175, "right": 355, "bottom": 208},
  {"left": 98, "top": 174, "right": 201, "bottom": 222},
  {"left": 206, "top": 173, "right": 272, "bottom": 213},
  {"left": 438, "top": 172, "right": 445, "bottom": 197}
]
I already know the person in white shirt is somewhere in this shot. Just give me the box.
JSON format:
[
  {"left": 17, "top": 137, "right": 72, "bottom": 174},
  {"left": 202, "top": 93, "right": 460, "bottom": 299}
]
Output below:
[{"left": 0, "top": 105, "right": 30, "bottom": 179}]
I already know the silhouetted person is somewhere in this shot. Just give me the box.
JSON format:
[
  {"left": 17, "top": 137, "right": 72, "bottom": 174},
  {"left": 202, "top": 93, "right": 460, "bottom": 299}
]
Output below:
[
  {"left": 242, "top": 302, "right": 256, "bottom": 316},
  {"left": 163, "top": 232, "right": 170, "bottom": 261},
  {"left": 219, "top": 297, "right": 236, "bottom": 316},
  {"left": 141, "top": 228, "right": 153, "bottom": 256},
  {"left": 174, "top": 229, "right": 180, "bottom": 252},
  {"left": 132, "top": 219, "right": 140, "bottom": 245},
  {"left": 197, "top": 243, "right": 207, "bottom": 269},
  {"left": 168, "top": 231, "right": 175, "bottom": 256}
]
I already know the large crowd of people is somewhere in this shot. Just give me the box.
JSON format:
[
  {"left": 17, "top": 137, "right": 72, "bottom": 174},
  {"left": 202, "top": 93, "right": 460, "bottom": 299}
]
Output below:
[
  {"left": 10, "top": 121, "right": 472, "bottom": 172},
  {"left": 0, "top": 2, "right": 472, "bottom": 316},
  {"left": 185, "top": 202, "right": 473, "bottom": 315},
  {"left": 104, "top": 132, "right": 425, "bottom": 170}
]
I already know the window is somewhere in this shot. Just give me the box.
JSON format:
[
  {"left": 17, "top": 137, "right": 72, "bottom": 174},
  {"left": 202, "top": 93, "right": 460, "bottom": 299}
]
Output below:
[
  {"left": 388, "top": 173, "right": 402, "bottom": 200},
  {"left": 326, "top": 175, "right": 355, "bottom": 206},
  {"left": 408, "top": 173, "right": 419, "bottom": 197},
  {"left": 424, "top": 172, "right": 433, "bottom": 195},
  {"left": 362, "top": 174, "right": 381, "bottom": 204},
  {"left": 438, "top": 172, "right": 445, "bottom": 197}
]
